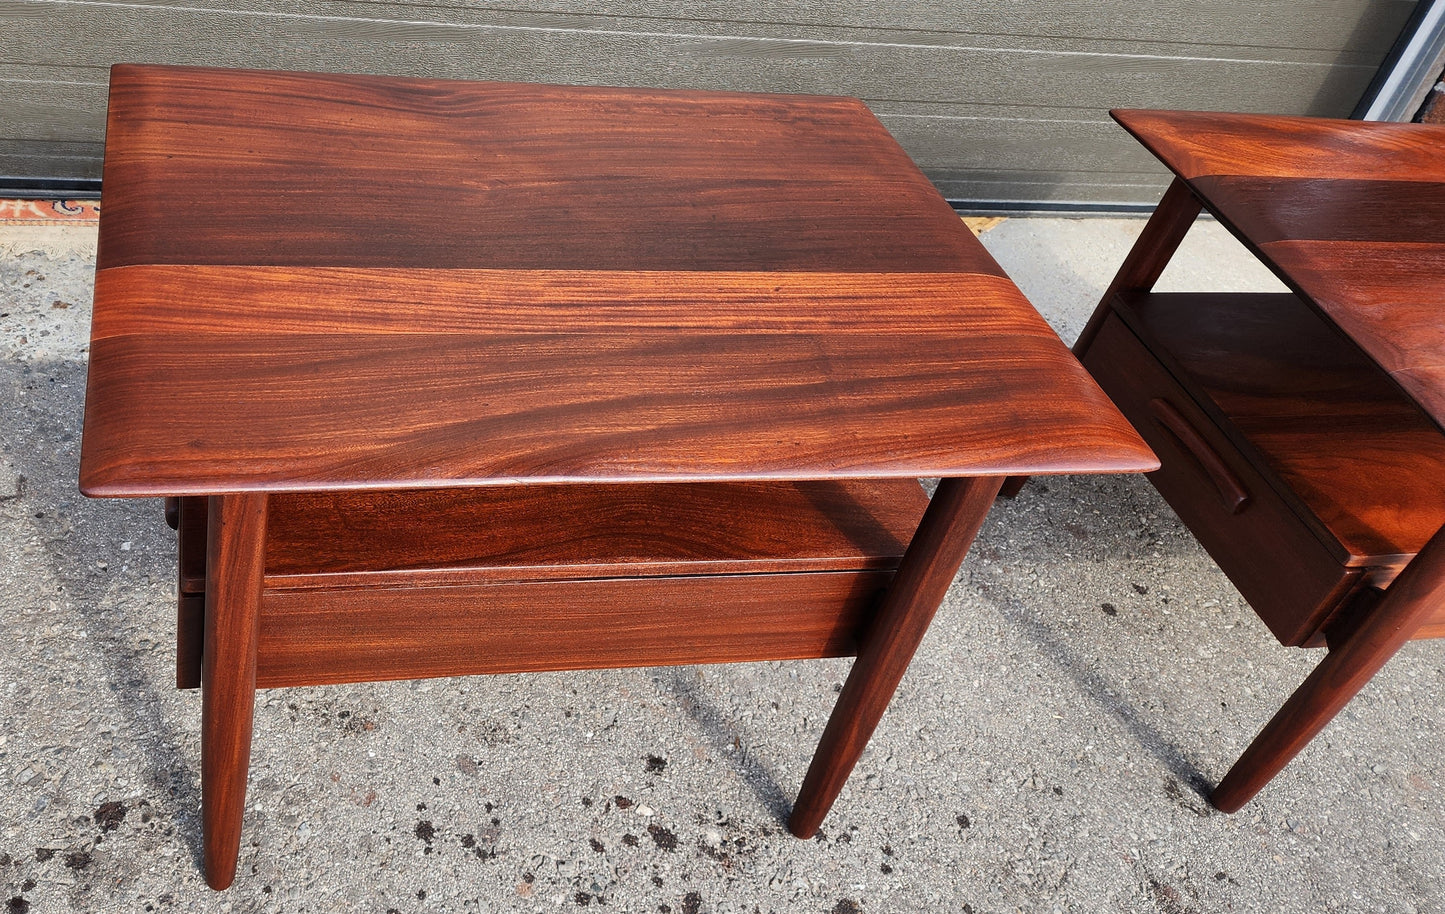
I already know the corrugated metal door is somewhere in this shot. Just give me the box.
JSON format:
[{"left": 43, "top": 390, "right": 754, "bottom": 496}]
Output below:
[{"left": 0, "top": 0, "right": 1418, "bottom": 206}]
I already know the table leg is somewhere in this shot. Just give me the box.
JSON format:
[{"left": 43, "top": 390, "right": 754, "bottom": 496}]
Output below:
[
  {"left": 1210, "top": 525, "right": 1445, "bottom": 812},
  {"left": 1000, "top": 178, "right": 1202, "bottom": 501},
  {"left": 201, "top": 493, "right": 268, "bottom": 889},
  {"left": 1071, "top": 176, "right": 1202, "bottom": 354},
  {"left": 789, "top": 475, "right": 1002, "bottom": 838}
]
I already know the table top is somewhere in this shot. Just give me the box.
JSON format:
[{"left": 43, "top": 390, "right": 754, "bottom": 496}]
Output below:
[
  {"left": 1113, "top": 109, "right": 1445, "bottom": 431},
  {"left": 79, "top": 64, "right": 1153, "bottom": 496}
]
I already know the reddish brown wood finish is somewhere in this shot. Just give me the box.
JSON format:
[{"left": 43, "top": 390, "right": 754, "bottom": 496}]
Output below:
[
  {"left": 789, "top": 475, "right": 1004, "bottom": 837},
  {"left": 1001, "top": 176, "right": 1200, "bottom": 499},
  {"left": 97, "top": 66, "right": 988, "bottom": 275},
  {"left": 176, "top": 495, "right": 207, "bottom": 688},
  {"left": 1111, "top": 109, "right": 1445, "bottom": 184},
  {"left": 265, "top": 480, "right": 926, "bottom": 582},
  {"left": 1087, "top": 109, "right": 1445, "bottom": 810},
  {"left": 1415, "top": 618, "right": 1445, "bottom": 639},
  {"left": 178, "top": 495, "right": 207, "bottom": 593},
  {"left": 1121, "top": 292, "right": 1445, "bottom": 570},
  {"left": 258, "top": 571, "right": 893, "bottom": 687},
  {"left": 201, "top": 493, "right": 267, "bottom": 891},
  {"left": 1071, "top": 177, "right": 1204, "bottom": 355},
  {"left": 256, "top": 480, "right": 929, "bottom": 686},
  {"left": 1112, "top": 109, "right": 1445, "bottom": 431},
  {"left": 81, "top": 66, "right": 1152, "bottom": 496},
  {"left": 1211, "top": 525, "right": 1445, "bottom": 812},
  {"left": 80, "top": 266, "right": 1151, "bottom": 496},
  {"left": 177, "top": 593, "right": 204, "bottom": 690},
  {"left": 1259, "top": 241, "right": 1445, "bottom": 423},
  {"left": 81, "top": 65, "right": 1157, "bottom": 887},
  {"left": 1086, "top": 309, "right": 1369, "bottom": 647}
]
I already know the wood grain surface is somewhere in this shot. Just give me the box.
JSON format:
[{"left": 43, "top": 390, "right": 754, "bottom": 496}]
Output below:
[
  {"left": 255, "top": 570, "right": 893, "bottom": 687},
  {"left": 1259, "top": 241, "right": 1445, "bottom": 424},
  {"left": 1112, "top": 109, "right": 1445, "bottom": 184},
  {"left": 96, "top": 65, "right": 985, "bottom": 274},
  {"left": 200, "top": 493, "right": 267, "bottom": 890},
  {"left": 1112, "top": 109, "right": 1445, "bottom": 431},
  {"left": 82, "top": 65, "right": 1162, "bottom": 884},
  {"left": 80, "top": 65, "right": 1155, "bottom": 496},
  {"left": 1211, "top": 525, "right": 1445, "bottom": 812},
  {"left": 80, "top": 268, "right": 1152, "bottom": 495},
  {"left": 1120, "top": 291, "right": 1445, "bottom": 568},
  {"left": 264, "top": 480, "right": 926, "bottom": 582},
  {"left": 790, "top": 474, "right": 1004, "bottom": 837},
  {"left": 1102, "top": 108, "right": 1445, "bottom": 809},
  {"left": 1082, "top": 313, "right": 1366, "bottom": 647}
]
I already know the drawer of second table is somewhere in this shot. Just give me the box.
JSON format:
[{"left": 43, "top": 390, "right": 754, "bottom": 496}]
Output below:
[{"left": 1081, "top": 312, "right": 1361, "bottom": 647}]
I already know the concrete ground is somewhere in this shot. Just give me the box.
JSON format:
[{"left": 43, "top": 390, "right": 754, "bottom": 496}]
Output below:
[{"left": 1, "top": 212, "right": 1441, "bottom": 914}]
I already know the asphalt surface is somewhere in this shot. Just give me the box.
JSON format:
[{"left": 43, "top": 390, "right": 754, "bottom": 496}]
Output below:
[{"left": 1, "top": 215, "right": 1441, "bottom": 914}]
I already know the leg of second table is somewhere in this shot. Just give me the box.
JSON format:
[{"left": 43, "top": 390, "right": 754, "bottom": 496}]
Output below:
[
  {"left": 202, "top": 493, "right": 269, "bottom": 890},
  {"left": 789, "top": 475, "right": 1002, "bottom": 838},
  {"left": 1000, "top": 178, "right": 1202, "bottom": 501},
  {"left": 1209, "top": 525, "right": 1445, "bottom": 812}
]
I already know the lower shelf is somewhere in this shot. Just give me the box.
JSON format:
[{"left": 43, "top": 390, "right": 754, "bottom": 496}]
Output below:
[
  {"left": 176, "top": 479, "right": 930, "bottom": 687},
  {"left": 256, "top": 569, "right": 892, "bottom": 687},
  {"left": 1083, "top": 291, "right": 1445, "bottom": 647}
]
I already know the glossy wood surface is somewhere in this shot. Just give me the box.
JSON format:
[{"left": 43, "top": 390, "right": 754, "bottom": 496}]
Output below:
[
  {"left": 1083, "top": 313, "right": 1365, "bottom": 647},
  {"left": 790, "top": 475, "right": 1004, "bottom": 837},
  {"left": 81, "top": 267, "right": 1150, "bottom": 495},
  {"left": 1070, "top": 178, "right": 1203, "bottom": 355},
  {"left": 200, "top": 493, "right": 267, "bottom": 891},
  {"left": 80, "top": 65, "right": 1154, "bottom": 496},
  {"left": 1112, "top": 109, "right": 1445, "bottom": 184},
  {"left": 1113, "top": 109, "right": 1445, "bottom": 430},
  {"left": 1121, "top": 291, "right": 1445, "bottom": 569},
  {"left": 85, "top": 65, "right": 1160, "bottom": 883},
  {"left": 1100, "top": 109, "right": 1445, "bottom": 810},
  {"left": 257, "top": 571, "right": 891, "bottom": 688},
  {"left": 1259, "top": 241, "right": 1445, "bottom": 424},
  {"left": 1001, "top": 177, "right": 1203, "bottom": 500},
  {"left": 1211, "top": 525, "right": 1445, "bottom": 812},
  {"left": 97, "top": 66, "right": 987, "bottom": 274},
  {"left": 265, "top": 480, "right": 926, "bottom": 583}
]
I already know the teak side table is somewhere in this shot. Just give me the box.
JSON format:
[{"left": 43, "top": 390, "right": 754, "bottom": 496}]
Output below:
[
  {"left": 79, "top": 64, "right": 1155, "bottom": 889},
  {"left": 1066, "top": 110, "right": 1445, "bottom": 811}
]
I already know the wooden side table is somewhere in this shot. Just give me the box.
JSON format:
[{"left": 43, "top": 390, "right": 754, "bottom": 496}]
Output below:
[
  {"left": 79, "top": 64, "right": 1154, "bottom": 889},
  {"left": 1069, "top": 109, "right": 1445, "bottom": 811}
]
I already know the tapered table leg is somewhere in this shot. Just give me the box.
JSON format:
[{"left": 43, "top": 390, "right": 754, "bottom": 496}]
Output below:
[
  {"left": 1210, "top": 524, "right": 1445, "bottom": 812},
  {"left": 1000, "top": 178, "right": 1202, "bottom": 502},
  {"left": 1070, "top": 177, "right": 1202, "bottom": 354},
  {"left": 201, "top": 493, "right": 269, "bottom": 890},
  {"left": 789, "top": 475, "right": 1002, "bottom": 838}
]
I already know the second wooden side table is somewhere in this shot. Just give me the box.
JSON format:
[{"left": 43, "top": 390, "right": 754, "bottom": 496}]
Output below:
[{"left": 1069, "top": 109, "right": 1445, "bottom": 811}]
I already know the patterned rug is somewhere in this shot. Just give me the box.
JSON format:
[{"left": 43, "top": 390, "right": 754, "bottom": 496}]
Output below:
[{"left": 0, "top": 199, "right": 100, "bottom": 224}]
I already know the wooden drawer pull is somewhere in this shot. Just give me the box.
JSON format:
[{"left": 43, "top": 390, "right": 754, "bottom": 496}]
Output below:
[{"left": 1147, "top": 398, "right": 1251, "bottom": 515}]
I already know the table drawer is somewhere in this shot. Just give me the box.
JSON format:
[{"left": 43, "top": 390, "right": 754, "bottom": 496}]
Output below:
[
  {"left": 256, "top": 569, "right": 891, "bottom": 687},
  {"left": 1082, "top": 312, "right": 1361, "bottom": 646},
  {"left": 171, "top": 479, "right": 931, "bottom": 688}
]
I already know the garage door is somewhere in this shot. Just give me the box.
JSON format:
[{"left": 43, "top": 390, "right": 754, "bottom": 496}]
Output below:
[{"left": 0, "top": 0, "right": 1417, "bottom": 206}]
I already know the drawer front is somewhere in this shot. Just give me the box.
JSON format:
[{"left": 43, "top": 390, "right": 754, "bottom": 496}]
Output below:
[
  {"left": 1083, "top": 313, "right": 1360, "bottom": 646},
  {"left": 256, "top": 569, "right": 890, "bottom": 688}
]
